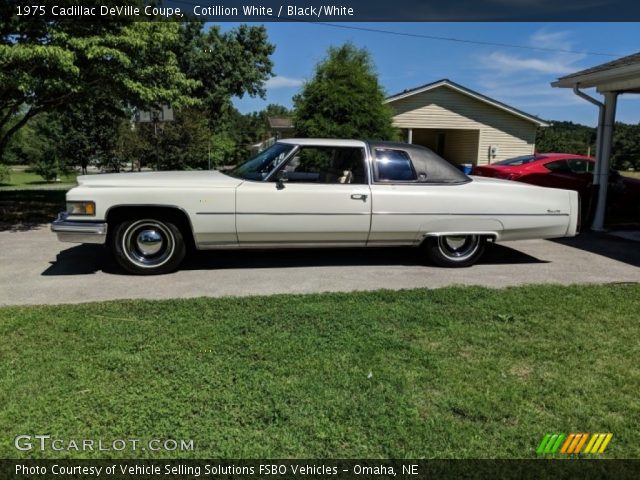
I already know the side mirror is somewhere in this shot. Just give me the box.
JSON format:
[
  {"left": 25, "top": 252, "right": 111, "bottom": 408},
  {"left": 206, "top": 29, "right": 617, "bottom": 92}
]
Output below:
[{"left": 275, "top": 170, "right": 288, "bottom": 190}]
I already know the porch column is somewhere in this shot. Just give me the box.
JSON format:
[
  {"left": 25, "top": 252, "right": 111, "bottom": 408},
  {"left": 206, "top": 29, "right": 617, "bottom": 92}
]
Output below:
[
  {"left": 591, "top": 92, "right": 618, "bottom": 231},
  {"left": 407, "top": 128, "right": 413, "bottom": 144}
]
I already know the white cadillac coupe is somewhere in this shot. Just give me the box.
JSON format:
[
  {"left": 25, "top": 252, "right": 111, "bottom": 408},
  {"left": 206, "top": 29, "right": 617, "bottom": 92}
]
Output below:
[{"left": 52, "top": 139, "right": 579, "bottom": 274}]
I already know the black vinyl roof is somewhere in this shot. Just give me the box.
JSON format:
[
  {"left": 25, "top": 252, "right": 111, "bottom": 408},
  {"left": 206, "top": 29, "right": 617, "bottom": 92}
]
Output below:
[{"left": 367, "top": 141, "right": 470, "bottom": 184}]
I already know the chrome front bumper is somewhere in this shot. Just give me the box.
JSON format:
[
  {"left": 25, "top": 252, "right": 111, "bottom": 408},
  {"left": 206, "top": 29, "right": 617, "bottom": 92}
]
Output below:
[{"left": 51, "top": 212, "right": 108, "bottom": 244}]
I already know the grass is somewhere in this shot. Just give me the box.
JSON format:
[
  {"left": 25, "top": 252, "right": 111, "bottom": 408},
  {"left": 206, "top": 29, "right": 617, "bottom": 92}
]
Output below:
[
  {"left": 0, "top": 284, "right": 638, "bottom": 459},
  {"left": 0, "top": 167, "right": 76, "bottom": 189},
  {"left": 622, "top": 171, "right": 640, "bottom": 180}
]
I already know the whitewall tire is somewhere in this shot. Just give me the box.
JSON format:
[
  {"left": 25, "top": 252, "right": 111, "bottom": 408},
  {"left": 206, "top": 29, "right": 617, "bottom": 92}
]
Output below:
[{"left": 112, "top": 218, "right": 186, "bottom": 275}]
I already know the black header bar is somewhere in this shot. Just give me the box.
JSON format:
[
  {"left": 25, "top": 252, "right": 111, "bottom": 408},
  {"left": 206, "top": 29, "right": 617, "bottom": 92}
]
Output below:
[
  {"left": 3, "top": 459, "right": 640, "bottom": 479},
  {"left": 9, "top": 0, "right": 640, "bottom": 21}
]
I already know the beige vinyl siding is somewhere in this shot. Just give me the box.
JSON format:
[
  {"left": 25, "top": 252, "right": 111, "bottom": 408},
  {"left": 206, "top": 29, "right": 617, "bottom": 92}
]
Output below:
[
  {"left": 411, "top": 128, "right": 479, "bottom": 164},
  {"left": 389, "top": 85, "right": 537, "bottom": 165},
  {"left": 443, "top": 129, "right": 479, "bottom": 164}
]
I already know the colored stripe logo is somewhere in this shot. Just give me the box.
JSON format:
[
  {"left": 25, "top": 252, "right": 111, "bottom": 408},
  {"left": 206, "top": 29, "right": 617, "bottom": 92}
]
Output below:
[{"left": 536, "top": 433, "right": 612, "bottom": 454}]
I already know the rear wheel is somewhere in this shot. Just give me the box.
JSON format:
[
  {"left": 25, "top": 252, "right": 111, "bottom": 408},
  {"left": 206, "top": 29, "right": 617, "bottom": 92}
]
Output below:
[
  {"left": 422, "top": 235, "right": 486, "bottom": 268},
  {"left": 112, "top": 218, "right": 186, "bottom": 275}
]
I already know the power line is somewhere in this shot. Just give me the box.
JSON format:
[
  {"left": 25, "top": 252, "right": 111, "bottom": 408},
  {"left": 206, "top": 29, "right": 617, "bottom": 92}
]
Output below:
[
  {"left": 148, "top": 0, "right": 623, "bottom": 58},
  {"left": 311, "top": 22, "right": 620, "bottom": 57}
]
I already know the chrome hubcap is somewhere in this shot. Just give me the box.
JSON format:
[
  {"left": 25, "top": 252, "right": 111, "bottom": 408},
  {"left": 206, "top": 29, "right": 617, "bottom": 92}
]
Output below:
[
  {"left": 437, "top": 235, "right": 480, "bottom": 261},
  {"left": 122, "top": 220, "right": 175, "bottom": 268},
  {"left": 136, "top": 229, "right": 163, "bottom": 256}
]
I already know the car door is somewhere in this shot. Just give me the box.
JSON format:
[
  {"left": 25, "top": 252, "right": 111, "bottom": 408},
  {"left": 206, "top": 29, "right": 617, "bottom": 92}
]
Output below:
[
  {"left": 533, "top": 159, "right": 583, "bottom": 191},
  {"left": 235, "top": 145, "right": 372, "bottom": 245}
]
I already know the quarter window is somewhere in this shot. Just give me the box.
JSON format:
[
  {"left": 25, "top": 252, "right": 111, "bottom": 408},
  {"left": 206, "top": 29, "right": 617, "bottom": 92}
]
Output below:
[
  {"left": 374, "top": 149, "right": 416, "bottom": 181},
  {"left": 568, "top": 159, "right": 592, "bottom": 174}
]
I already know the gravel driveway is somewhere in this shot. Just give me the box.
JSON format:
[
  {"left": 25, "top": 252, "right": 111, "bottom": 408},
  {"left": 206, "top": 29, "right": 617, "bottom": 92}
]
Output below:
[{"left": 0, "top": 225, "right": 638, "bottom": 306}]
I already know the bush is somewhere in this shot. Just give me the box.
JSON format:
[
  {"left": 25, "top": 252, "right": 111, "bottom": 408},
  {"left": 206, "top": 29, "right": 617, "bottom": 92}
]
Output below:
[{"left": 32, "top": 158, "right": 59, "bottom": 183}]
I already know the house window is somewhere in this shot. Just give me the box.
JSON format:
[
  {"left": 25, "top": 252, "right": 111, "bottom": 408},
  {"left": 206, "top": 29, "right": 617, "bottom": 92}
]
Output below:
[{"left": 374, "top": 149, "right": 417, "bottom": 182}]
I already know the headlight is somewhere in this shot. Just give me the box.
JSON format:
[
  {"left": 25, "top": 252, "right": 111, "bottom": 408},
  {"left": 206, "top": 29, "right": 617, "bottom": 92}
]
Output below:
[{"left": 66, "top": 201, "right": 96, "bottom": 216}]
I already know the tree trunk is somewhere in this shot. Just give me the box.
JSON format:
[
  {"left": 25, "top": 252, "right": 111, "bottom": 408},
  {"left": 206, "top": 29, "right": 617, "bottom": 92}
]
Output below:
[{"left": 0, "top": 109, "right": 38, "bottom": 163}]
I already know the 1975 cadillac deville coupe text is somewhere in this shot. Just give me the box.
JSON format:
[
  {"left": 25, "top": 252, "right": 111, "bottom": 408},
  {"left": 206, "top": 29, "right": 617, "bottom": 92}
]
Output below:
[{"left": 52, "top": 139, "right": 579, "bottom": 274}]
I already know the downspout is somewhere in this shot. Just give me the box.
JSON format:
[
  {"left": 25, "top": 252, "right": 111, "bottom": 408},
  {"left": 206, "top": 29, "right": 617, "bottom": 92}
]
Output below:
[
  {"left": 571, "top": 85, "right": 606, "bottom": 230},
  {"left": 572, "top": 85, "right": 604, "bottom": 184}
]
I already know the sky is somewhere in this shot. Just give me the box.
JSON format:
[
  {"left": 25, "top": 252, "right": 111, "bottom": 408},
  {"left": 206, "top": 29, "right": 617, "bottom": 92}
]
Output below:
[{"left": 218, "top": 22, "right": 640, "bottom": 126}]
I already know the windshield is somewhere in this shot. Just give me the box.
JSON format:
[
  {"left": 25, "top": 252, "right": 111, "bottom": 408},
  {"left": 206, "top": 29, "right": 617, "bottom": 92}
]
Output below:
[
  {"left": 493, "top": 155, "right": 543, "bottom": 166},
  {"left": 228, "top": 143, "right": 294, "bottom": 180}
]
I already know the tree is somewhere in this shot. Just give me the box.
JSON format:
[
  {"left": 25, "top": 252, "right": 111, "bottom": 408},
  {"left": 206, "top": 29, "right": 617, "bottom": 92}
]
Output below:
[
  {"left": 175, "top": 22, "right": 275, "bottom": 130},
  {"left": 611, "top": 122, "right": 640, "bottom": 171},
  {"left": 536, "top": 121, "right": 596, "bottom": 156},
  {"left": 1, "top": 9, "right": 276, "bottom": 169},
  {"left": 293, "top": 43, "right": 397, "bottom": 140},
  {"left": 208, "top": 132, "right": 236, "bottom": 168},
  {"left": 536, "top": 121, "right": 640, "bottom": 171},
  {"left": 15, "top": 112, "right": 66, "bottom": 182},
  {"left": 0, "top": 4, "right": 199, "bottom": 162},
  {"left": 124, "top": 107, "right": 212, "bottom": 171},
  {"left": 57, "top": 95, "right": 128, "bottom": 174}
]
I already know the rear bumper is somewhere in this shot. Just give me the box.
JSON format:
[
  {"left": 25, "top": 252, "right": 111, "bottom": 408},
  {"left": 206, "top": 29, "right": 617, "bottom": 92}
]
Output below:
[
  {"left": 51, "top": 212, "right": 107, "bottom": 244},
  {"left": 567, "top": 191, "right": 580, "bottom": 237}
]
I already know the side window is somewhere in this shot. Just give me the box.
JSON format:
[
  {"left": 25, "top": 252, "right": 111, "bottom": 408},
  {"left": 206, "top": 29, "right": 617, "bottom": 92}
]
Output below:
[
  {"left": 281, "top": 147, "right": 366, "bottom": 184},
  {"left": 568, "top": 159, "right": 591, "bottom": 174},
  {"left": 544, "top": 160, "right": 571, "bottom": 173},
  {"left": 374, "top": 149, "right": 417, "bottom": 182}
]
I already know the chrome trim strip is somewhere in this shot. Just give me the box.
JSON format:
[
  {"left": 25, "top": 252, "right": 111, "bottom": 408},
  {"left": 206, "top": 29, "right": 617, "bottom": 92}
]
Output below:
[
  {"left": 236, "top": 212, "right": 370, "bottom": 216},
  {"left": 372, "top": 212, "right": 569, "bottom": 216},
  {"left": 198, "top": 241, "right": 369, "bottom": 250},
  {"left": 51, "top": 212, "right": 107, "bottom": 244},
  {"left": 199, "top": 211, "right": 567, "bottom": 216},
  {"left": 195, "top": 212, "right": 234, "bottom": 215}
]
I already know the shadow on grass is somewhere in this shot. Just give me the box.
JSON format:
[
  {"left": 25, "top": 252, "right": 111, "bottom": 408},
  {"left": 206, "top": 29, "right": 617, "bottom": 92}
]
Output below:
[
  {"left": 552, "top": 231, "right": 640, "bottom": 268},
  {"left": 42, "top": 242, "right": 546, "bottom": 276},
  {"left": 0, "top": 189, "right": 66, "bottom": 232}
]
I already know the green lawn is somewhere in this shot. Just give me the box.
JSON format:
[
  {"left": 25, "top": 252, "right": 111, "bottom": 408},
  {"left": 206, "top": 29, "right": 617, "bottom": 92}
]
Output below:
[
  {"left": 0, "top": 167, "right": 76, "bottom": 189},
  {"left": 0, "top": 284, "right": 638, "bottom": 459}
]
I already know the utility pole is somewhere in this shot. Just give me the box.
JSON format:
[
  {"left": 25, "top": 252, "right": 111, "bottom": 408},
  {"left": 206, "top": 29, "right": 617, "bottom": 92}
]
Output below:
[{"left": 152, "top": 110, "right": 160, "bottom": 171}]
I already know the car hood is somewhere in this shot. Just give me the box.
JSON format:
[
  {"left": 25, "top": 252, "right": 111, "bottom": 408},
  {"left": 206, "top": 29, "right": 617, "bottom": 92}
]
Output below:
[{"left": 76, "top": 170, "right": 243, "bottom": 188}]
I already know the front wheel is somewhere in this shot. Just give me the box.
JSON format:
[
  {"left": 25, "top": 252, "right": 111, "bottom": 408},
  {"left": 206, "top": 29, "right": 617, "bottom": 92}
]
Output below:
[
  {"left": 421, "top": 235, "right": 486, "bottom": 268},
  {"left": 112, "top": 218, "right": 186, "bottom": 275}
]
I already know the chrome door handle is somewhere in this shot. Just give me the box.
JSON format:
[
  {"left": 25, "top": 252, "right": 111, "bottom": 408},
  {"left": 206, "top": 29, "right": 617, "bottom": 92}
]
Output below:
[{"left": 350, "top": 193, "right": 368, "bottom": 202}]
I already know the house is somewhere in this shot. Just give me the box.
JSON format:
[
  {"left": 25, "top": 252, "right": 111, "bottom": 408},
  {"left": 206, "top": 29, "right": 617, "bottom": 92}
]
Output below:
[
  {"left": 385, "top": 79, "right": 548, "bottom": 166},
  {"left": 250, "top": 117, "right": 295, "bottom": 154},
  {"left": 267, "top": 116, "right": 294, "bottom": 140}
]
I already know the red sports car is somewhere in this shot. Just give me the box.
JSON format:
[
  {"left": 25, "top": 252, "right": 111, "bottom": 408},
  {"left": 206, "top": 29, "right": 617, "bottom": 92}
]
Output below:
[{"left": 473, "top": 153, "right": 640, "bottom": 223}]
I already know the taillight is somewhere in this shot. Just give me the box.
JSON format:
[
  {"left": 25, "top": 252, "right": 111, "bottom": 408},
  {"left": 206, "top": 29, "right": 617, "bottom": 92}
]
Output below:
[{"left": 576, "top": 195, "right": 581, "bottom": 234}]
